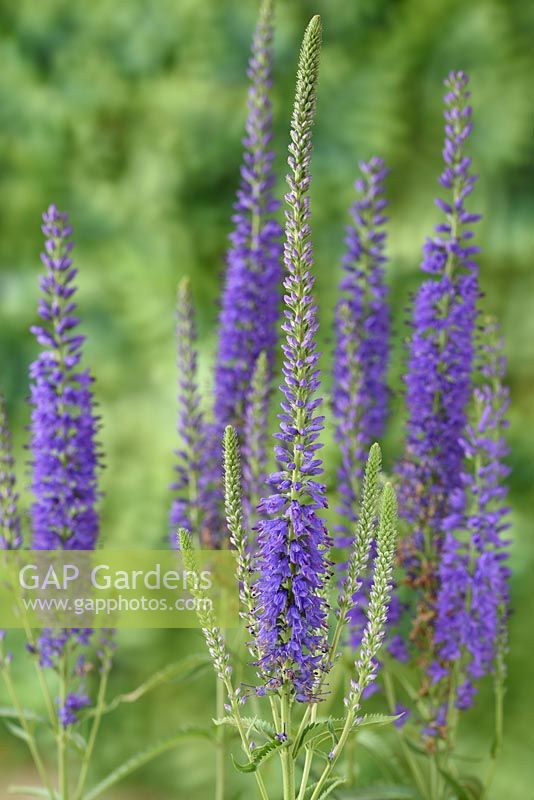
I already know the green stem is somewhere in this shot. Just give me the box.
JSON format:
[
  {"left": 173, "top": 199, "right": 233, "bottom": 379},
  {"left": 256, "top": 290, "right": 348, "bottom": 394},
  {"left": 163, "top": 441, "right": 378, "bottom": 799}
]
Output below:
[
  {"left": 73, "top": 657, "right": 111, "bottom": 800},
  {"left": 280, "top": 688, "right": 295, "bottom": 800},
  {"left": 383, "top": 669, "right": 427, "bottom": 799},
  {"left": 223, "top": 678, "right": 270, "bottom": 800},
  {"left": 297, "top": 704, "right": 316, "bottom": 800},
  {"left": 57, "top": 653, "right": 69, "bottom": 800},
  {"left": 215, "top": 677, "right": 226, "bottom": 800},
  {"left": 1, "top": 665, "right": 55, "bottom": 798}
]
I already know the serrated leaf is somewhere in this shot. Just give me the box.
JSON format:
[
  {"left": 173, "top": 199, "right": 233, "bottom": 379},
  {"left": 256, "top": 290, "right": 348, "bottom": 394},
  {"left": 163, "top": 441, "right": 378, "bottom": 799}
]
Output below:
[
  {"left": 357, "top": 713, "right": 401, "bottom": 729},
  {"left": 83, "top": 727, "right": 212, "bottom": 800},
  {"left": 232, "top": 737, "right": 285, "bottom": 773},
  {"left": 213, "top": 716, "right": 276, "bottom": 739},
  {"left": 304, "top": 777, "right": 346, "bottom": 799}
]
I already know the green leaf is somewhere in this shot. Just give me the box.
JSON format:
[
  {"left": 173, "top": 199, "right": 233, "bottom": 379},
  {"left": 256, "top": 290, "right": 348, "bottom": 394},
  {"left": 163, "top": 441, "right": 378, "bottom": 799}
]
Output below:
[
  {"left": 213, "top": 716, "right": 276, "bottom": 739},
  {"left": 303, "top": 778, "right": 346, "bottom": 799},
  {"left": 83, "top": 727, "right": 212, "bottom": 800},
  {"left": 437, "top": 767, "right": 478, "bottom": 800},
  {"left": 232, "top": 737, "right": 285, "bottom": 774},
  {"left": 4, "top": 721, "right": 31, "bottom": 743},
  {"left": 339, "top": 785, "right": 417, "bottom": 799},
  {"left": 95, "top": 654, "right": 211, "bottom": 717},
  {"left": 8, "top": 787, "right": 54, "bottom": 798},
  {"left": 0, "top": 707, "right": 43, "bottom": 723},
  {"left": 357, "top": 713, "right": 400, "bottom": 729}
]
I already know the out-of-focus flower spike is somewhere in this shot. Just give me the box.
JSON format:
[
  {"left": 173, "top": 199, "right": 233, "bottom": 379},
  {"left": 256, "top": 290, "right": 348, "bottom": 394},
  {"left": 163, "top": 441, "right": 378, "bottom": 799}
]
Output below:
[
  {"left": 242, "top": 351, "right": 270, "bottom": 527},
  {"left": 170, "top": 278, "right": 212, "bottom": 545},
  {"left": 333, "top": 157, "right": 390, "bottom": 546},
  {"left": 0, "top": 394, "right": 22, "bottom": 551},
  {"left": 214, "top": 0, "right": 282, "bottom": 434}
]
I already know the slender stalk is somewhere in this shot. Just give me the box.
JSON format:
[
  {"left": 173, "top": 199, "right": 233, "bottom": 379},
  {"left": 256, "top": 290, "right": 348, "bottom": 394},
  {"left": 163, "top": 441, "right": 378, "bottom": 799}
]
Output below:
[
  {"left": 73, "top": 656, "right": 111, "bottom": 800},
  {"left": 383, "top": 668, "right": 427, "bottom": 798},
  {"left": 1, "top": 665, "right": 55, "bottom": 798},
  {"left": 297, "top": 704, "right": 316, "bottom": 800},
  {"left": 215, "top": 677, "right": 226, "bottom": 800},
  {"left": 57, "top": 653, "right": 69, "bottom": 800},
  {"left": 280, "top": 688, "right": 295, "bottom": 800}
]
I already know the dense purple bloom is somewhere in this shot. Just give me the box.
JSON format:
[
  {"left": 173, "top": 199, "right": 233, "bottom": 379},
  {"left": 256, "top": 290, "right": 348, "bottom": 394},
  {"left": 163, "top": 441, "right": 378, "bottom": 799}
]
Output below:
[
  {"left": 396, "top": 71, "right": 480, "bottom": 657},
  {"left": 29, "top": 205, "right": 101, "bottom": 550},
  {"left": 170, "top": 280, "right": 215, "bottom": 545},
  {"left": 0, "top": 395, "right": 22, "bottom": 550},
  {"left": 29, "top": 205, "right": 103, "bottom": 704},
  {"left": 214, "top": 0, "right": 282, "bottom": 435},
  {"left": 433, "top": 320, "right": 510, "bottom": 704},
  {"left": 58, "top": 692, "right": 91, "bottom": 727},
  {"left": 253, "top": 16, "right": 330, "bottom": 700},
  {"left": 332, "top": 157, "right": 390, "bottom": 647}
]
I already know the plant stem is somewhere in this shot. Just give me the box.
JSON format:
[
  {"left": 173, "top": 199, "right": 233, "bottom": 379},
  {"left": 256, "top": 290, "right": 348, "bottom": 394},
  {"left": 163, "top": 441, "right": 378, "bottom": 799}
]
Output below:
[
  {"left": 223, "top": 678, "right": 270, "bottom": 800},
  {"left": 280, "top": 687, "right": 295, "bottom": 800},
  {"left": 297, "top": 704, "right": 316, "bottom": 800},
  {"left": 383, "top": 668, "right": 427, "bottom": 799},
  {"left": 57, "top": 653, "right": 69, "bottom": 800},
  {"left": 215, "top": 676, "right": 225, "bottom": 800},
  {"left": 73, "top": 656, "right": 111, "bottom": 800},
  {"left": 1, "top": 664, "right": 55, "bottom": 798}
]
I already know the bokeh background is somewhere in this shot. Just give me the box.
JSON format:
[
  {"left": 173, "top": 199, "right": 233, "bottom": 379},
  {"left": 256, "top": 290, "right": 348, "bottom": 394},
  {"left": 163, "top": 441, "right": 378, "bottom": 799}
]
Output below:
[{"left": 0, "top": 0, "right": 533, "bottom": 797}]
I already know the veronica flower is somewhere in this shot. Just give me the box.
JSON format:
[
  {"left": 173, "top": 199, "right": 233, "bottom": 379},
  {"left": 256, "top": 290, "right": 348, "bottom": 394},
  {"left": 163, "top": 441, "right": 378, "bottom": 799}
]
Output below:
[
  {"left": 432, "top": 319, "right": 510, "bottom": 707},
  {"left": 214, "top": 0, "right": 282, "bottom": 435},
  {"left": 396, "top": 71, "right": 480, "bottom": 656},
  {"left": 0, "top": 394, "right": 22, "bottom": 551},
  {"left": 28, "top": 205, "right": 102, "bottom": 718},
  {"left": 253, "top": 15, "right": 331, "bottom": 701},
  {"left": 332, "top": 157, "right": 390, "bottom": 648},
  {"left": 333, "top": 157, "right": 390, "bottom": 547},
  {"left": 29, "top": 205, "right": 101, "bottom": 551}
]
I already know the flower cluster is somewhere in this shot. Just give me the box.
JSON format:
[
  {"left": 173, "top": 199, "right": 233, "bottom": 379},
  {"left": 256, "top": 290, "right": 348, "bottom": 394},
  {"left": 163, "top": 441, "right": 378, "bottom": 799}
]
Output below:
[
  {"left": 29, "top": 205, "right": 101, "bottom": 551},
  {"left": 332, "top": 157, "right": 391, "bottom": 649},
  {"left": 253, "top": 15, "right": 331, "bottom": 701},
  {"left": 396, "top": 71, "right": 481, "bottom": 660},
  {"left": 214, "top": 0, "right": 281, "bottom": 434},
  {"left": 433, "top": 320, "right": 510, "bottom": 707}
]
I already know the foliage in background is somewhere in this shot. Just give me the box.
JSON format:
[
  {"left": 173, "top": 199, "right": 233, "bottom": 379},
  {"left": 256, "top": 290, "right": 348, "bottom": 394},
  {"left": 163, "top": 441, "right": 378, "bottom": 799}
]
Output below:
[{"left": 0, "top": 1, "right": 533, "bottom": 798}]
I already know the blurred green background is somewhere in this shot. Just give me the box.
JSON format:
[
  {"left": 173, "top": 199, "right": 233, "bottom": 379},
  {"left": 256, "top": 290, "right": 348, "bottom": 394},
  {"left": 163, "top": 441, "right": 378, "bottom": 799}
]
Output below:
[{"left": 0, "top": 0, "right": 533, "bottom": 797}]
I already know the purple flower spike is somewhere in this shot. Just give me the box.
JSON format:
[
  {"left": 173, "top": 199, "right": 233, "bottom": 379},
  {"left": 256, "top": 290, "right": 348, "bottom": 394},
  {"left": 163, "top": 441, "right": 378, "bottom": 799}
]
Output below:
[
  {"left": 29, "top": 205, "right": 101, "bottom": 550},
  {"left": 396, "top": 71, "right": 480, "bottom": 656},
  {"left": 332, "top": 157, "right": 390, "bottom": 648},
  {"left": 0, "top": 395, "right": 22, "bottom": 551},
  {"left": 214, "top": 0, "right": 282, "bottom": 434},
  {"left": 434, "top": 319, "right": 510, "bottom": 703},
  {"left": 253, "top": 16, "right": 331, "bottom": 701}
]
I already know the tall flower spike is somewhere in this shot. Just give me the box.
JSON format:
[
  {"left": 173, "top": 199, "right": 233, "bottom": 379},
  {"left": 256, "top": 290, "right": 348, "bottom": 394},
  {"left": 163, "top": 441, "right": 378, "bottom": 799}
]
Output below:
[
  {"left": 333, "top": 157, "right": 390, "bottom": 550},
  {"left": 214, "top": 0, "right": 282, "bottom": 434},
  {"left": 0, "top": 394, "right": 22, "bottom": 550},
  {"left": 170, "top": 278, "right": 213, "bottom": 545},
  {"left": 29, "top": 205, "right": 101, "bottom": 551},
  {"left": 253, "top": 15, "right": 330, "bottom": 701},
  {"left": 396, "top": 71, "right": 480, "bottom": 657},
  {"left": 432, "top": 319, "right": 510, "bottom": 708}
]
